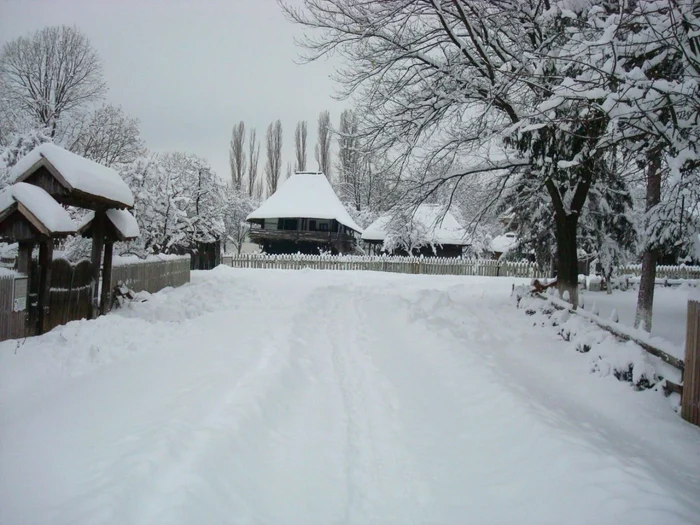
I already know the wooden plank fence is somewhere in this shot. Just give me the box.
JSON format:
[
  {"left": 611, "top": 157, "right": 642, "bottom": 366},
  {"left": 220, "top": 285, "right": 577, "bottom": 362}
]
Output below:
[
  {"left": 44, "top": 259, "right": 93, "bottom": 333},
  {"left": 223, "top": 254, "right": 546, "bottom": 278},
  {"left": 112, "top": 256, "right": 191, "bottom": 294},
  {"left": 683, "top": 298, "right": 700, "bottom": 426},
  {"left": 0, "top": 256, "right": 191, "bottom": 343}
]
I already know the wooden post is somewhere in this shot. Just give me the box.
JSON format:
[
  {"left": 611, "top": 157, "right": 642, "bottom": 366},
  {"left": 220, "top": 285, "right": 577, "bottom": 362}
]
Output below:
[
  {"left": 100, "top": 240, "right": 114, "bottom": 315},
  {"left": 682, "top": 298, "right": 700, "bottom": 426},
  {"left": 37, "top": 239, "right": 53, "bottom": 334},
  {"left": 16, "top": 241, "right": 33, "bottom": 275},
  {"left": 90, "top": 211, "right": 105, "bottom": 319}
]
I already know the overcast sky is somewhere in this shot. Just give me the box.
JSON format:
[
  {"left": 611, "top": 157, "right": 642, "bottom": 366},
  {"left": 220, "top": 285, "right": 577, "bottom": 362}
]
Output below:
[{"left": 0, "top": 0, "right": 346, "bottom": 180}]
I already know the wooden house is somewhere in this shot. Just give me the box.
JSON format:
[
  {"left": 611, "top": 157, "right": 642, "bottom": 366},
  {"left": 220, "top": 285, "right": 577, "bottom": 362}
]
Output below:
[
  {"left": 362, "top": 204, "right": 469, "bottom": 258},
  {"left": 246, "top": 172, "right": 363, "bottom": 255}
]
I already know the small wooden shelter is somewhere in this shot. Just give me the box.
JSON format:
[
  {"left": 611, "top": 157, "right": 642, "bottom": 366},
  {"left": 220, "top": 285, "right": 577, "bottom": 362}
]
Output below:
[
  {"left": 9, "top": 143, "right": 136, "bottom": 321},
  {"left": 79, "top": 209, "right": 140, "bottom": 313},
  {"left": 0, "top": 182, "right": 77, "bottom": 332}
]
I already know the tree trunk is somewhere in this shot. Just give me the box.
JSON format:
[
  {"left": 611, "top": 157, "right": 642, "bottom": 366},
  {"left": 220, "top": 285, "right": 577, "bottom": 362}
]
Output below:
[
  {"left": 634, "top": 156, "right": 662, "bottom": 332},
  {"left": 555, "top": 214, "right": 579, "bottom": 308},
  {"left": 634, "top": 250, "right": 657, "bottom": 331}
]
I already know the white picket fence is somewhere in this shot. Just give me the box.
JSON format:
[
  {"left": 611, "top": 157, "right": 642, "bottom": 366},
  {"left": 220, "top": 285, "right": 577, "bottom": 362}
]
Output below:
[
  {"left": 617, "top": 264, "right": 700, "bottom": 280},
  {"left": 222, "top": 253, "right": 545, "bottom": 278}
]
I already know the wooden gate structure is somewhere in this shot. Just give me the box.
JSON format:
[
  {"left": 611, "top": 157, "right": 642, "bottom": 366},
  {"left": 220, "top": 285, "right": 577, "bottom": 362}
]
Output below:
[{"left": 1, "top": 144, "right": 138, "bottom": 336}]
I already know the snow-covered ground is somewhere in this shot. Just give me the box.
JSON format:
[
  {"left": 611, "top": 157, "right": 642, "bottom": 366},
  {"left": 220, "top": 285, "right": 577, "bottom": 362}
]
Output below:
[
  {"left": 581, "top": 287, "right": 689, "bottom": 348},
  {"left": 1, "top": 268, "right": 699, "bottom": 525}
]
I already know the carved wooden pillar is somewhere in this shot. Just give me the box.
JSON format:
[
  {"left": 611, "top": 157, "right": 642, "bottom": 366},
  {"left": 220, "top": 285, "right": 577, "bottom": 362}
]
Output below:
[
  {"left": 37, "top": 239, "right": 53, "bottom": 334},
  {"left": 100, "top": 240, "right": 114, "bottom": 315},
  {"left": 90, "top": 211, "right": 105, "bottom": 319}
]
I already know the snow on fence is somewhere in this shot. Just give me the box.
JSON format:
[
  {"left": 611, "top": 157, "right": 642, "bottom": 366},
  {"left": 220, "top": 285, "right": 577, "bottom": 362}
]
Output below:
[
  {"left": 111, "top": 255, "right": 191, "bottom": 294},
  {"left": 223, "top": 254, "right": 545, "bottom": 278},
  {"left": 617, "top": 264, "right": 700, "bottom": 280}
]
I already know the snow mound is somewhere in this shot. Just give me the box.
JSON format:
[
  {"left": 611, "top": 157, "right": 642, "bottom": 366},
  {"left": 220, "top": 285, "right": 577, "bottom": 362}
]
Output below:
[{"left": 490, "top": 232, "right": 518, "bottom": 253}]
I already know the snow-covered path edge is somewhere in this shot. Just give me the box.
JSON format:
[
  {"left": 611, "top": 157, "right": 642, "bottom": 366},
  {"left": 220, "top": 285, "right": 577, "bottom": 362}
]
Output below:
[{"left": 1, "top": 267, "right": 699, "bottom": 525}]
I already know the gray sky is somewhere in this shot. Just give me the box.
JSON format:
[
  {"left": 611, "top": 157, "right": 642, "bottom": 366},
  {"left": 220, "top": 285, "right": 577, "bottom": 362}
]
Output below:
[{"left": 0, "top": 0, "right": 346, "bottom": 181}]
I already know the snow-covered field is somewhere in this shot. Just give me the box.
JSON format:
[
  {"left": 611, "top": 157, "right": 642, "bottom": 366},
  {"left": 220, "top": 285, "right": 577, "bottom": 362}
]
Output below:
[
  {"left": 580, "top": 287, "right": 688, "bottom": 348},
  {"left": 1, "top": 268, "right": 699, "bottom": 525}
]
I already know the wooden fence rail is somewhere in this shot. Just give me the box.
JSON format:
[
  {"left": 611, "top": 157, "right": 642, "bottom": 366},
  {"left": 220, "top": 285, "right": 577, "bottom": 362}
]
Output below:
[
  {"left": 683, "top": 298, "right": 700, "bottom": 426},
  {"left": 223, "top": 254, "right": 547, "bottom": 278}
]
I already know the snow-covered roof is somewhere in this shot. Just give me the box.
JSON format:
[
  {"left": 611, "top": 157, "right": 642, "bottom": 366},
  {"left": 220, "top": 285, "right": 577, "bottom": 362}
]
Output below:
[
  {"left": 79, "top": 209, "right": 140, "bottom": 241},
  {"left": 490, "top": 232, "right": 518, "bottom": 253},
  {"left": 11, "top": 143, "right": 134, "bottom": 208},
  {"left": 362, "top": 204, "right": 468, "bottom": 245},
  {"left": 247, "top": 173, "right": 362, "bottom": 233},
  {"left": 0, "top": 182, "right": 76, "bottom": 235}
]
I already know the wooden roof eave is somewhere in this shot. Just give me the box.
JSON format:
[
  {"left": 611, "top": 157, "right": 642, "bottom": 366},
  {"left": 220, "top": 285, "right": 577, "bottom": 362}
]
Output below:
[
  {"left": 79, "top": 216, "right": 136, "bottom": 243},
  {"left": 15, "top": 156, "right": 74, "bottom": 191},
  {"left": 17, "top": 202, "right": 75, "bottom": 238},
  {"left": 0, "top": 203, "right": 73, "bottom": 241},
  {"left": 16, "top": 156, "right": 133, "bottom": 211},
  {"left": 0, "top": 202, "right": 18, "bottom": 225}
]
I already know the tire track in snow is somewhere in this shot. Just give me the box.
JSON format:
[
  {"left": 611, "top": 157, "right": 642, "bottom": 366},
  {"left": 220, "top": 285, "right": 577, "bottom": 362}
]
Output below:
[
  {"left": 91, "top": 331, "right": 304, "bottom": 525},
  {"left": 319, "top": 286, "right": 430, "bottom": 524}
]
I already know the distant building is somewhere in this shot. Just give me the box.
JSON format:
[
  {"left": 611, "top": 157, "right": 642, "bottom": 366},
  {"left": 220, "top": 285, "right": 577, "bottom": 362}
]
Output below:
[
  {"left": 362, "top": 204, "right": 469, "bottom": 258},
  {"left": 489, "top": 232, "right": 519, "bottom": 260},
  {"left": 246, "top": 172, "right": 363, "bottom": 255}
]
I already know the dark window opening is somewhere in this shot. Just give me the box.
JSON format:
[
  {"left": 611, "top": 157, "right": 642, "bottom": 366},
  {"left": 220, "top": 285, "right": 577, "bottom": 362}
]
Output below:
[
  {"left": 277, "top": 218, "right": 298, "bottom": 231},
  {"left": 309, "top": 220, "right": 317, "bottom": 231},
  {"left": 319, "top": 223, "right": 328, "bottom": 232}
]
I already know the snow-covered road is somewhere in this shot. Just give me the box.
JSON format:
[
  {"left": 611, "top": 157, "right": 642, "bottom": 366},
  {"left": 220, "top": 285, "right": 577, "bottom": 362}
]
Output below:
[{"left": 2, "top": 268, "right": 699, "bottom": 525}]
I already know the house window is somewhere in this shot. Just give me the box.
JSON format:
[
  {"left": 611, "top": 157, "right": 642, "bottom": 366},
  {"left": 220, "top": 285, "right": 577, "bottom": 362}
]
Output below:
[
  {"left": 309, "top": 220, "right": 317, "bottom": 231},
  {"left": 319, "top": 223, "right": 328, "bottom": 231},
  {"left": 277, "top": 218, "right": 298, "bottom": 231}
]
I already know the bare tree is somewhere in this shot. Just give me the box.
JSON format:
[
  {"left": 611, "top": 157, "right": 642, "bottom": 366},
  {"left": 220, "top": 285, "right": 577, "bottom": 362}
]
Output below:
[
  {"left": 247, "top": 128, "right": 260, "bottom": 199},
  {"left": 286, "top": 162, "right": 293, "bottom": 181},
  {"left": 315, "top": 110, "right": 331, "bottom": 177},
  {"left": 265, "top": 120, "right": 283, "bottom": 195},
  {"left": 337, "top": 109, "right": 360, "bottom": 205},
  {"left": 294, "top": 120, "right": 308, "bottom": 171},
  {"left": 69, "top": 104, "right": 144, "bottom": 167},
  {"left": 229, "top": 121, "right": 246, "bottom": 190},
  {"left": 0, "top": 26, "right": 107, "bottom": 138}
]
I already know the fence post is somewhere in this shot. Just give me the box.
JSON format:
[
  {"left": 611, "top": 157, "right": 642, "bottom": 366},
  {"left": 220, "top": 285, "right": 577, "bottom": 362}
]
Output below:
[{"left": 682, "top": 298, "right": 700, "bottom": 426}]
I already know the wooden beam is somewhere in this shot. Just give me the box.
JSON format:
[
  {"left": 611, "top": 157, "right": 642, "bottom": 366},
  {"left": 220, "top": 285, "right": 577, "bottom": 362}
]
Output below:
[
  {"left": 90, "top": 211, "right": 105, "bottom": 319},
  {"left": 100, "top": 240, "right": 114, "bottom": 315},
  {"left": 37, "top": 240, "right": 53, "bottom": 334},
  {"left": 16, "top": 202, "right": 51, "bottom": 237},
  {"left": 16, "top": 241, "right": 33, "bottom": 275}
]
